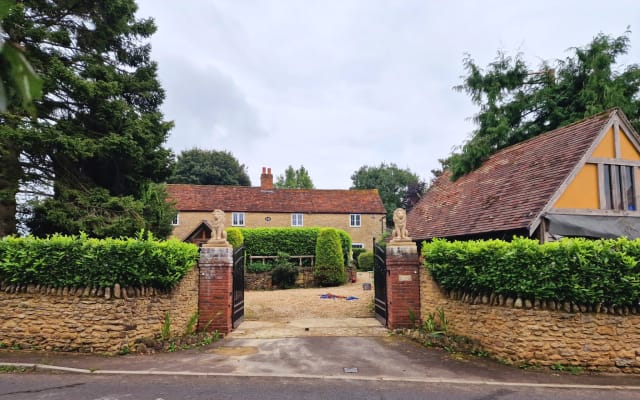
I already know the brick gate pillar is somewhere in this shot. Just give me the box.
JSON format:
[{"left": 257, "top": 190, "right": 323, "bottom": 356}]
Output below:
[
  {"left": 385, "top": 208, "right": 421, "bottom": 329},
  {"left": 197, "top": 209, "right": 234, "bottom": 334},
  {"left": 198, "top": 245, "right": 233, "bottom": 334}
]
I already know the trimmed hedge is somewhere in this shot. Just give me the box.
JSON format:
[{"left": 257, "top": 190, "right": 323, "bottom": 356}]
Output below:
[
  {"left": 423, "top": 237, "right": 640, "bottom": 307},
  {"left": 240, "top": 227, "right": 351, "bottom": 265},
  {"left": 0, "top": 233, "right": 199, "bottom": 290},
  {"left": 357, "top": 251, "right": 374, "bottom": 271},
  {"left": 314, "top": 228, "right": 346, "bottom": 286},
  {"left": 226, "top": 227, "right": 244, "bottom": 248}
]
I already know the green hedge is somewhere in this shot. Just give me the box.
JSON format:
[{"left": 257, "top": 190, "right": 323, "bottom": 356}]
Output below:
[
  {"left": 240, "top": 227, "right": 351, "bottom": 265},
  {"left": 0, "top": 233, "right": 199, "bottom": 289},
  {"left": 314, "top": 228, "right": 346, "bottom": 286},
  {"left": 226, "top": 227, "right": 244, "bottom": 248},
  {"left": 423, "top": 237, "right": 640, "bottom": 307},
  {"left": 357, "top": 251, "right": 374, "bottom": 271}
]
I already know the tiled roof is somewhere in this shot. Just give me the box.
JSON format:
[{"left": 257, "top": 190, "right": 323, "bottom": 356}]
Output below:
[
  {"left": 166, "top": 185, "right": 386, "bottom": 214},
  {"left": 407, "top": 110, "right": 616, "bottom": 240}
]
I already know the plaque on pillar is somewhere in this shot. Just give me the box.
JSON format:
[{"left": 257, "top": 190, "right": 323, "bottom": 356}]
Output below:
[{"left": 202, "top": 209, "right": 232, "bottom": 248}]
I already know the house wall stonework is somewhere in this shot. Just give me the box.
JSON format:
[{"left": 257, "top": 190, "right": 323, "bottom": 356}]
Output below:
[
  {"left": 0, "top": 267, "right": 198, "bottom": 354},
  {"left": 173, "top": 211, "right": 385, "bottom": 249},
  {"left": 420, "top": 269, "right": 640, "bottom": 372}
]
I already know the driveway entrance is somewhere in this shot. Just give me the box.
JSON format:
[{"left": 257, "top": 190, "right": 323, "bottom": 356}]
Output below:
[{"left": 230, "top": 272, "right": 387, "bottom": 338}]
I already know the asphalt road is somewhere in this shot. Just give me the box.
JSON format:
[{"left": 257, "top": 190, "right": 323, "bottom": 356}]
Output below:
[{"left": 1, "top": 374, "right": 639, "bottom": 400}]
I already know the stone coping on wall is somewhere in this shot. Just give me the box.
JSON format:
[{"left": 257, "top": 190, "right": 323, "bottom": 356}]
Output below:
[
  {"left": 442, "top": 289, "right": 639, "bottom": 316},
  {"left": 0, "top": 282, "right": 171, "bottom": 300}
]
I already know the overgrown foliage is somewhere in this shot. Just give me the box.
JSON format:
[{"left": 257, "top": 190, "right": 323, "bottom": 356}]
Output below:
[
  {"left": 275, "top": 165, "right": 314, "bottom": 189},
  {"left": 0, "top": 232, "right": 199, "bottom": 289},
  {"left": 2, "top": 0, "right": 174, "bottom": 238},
  {"left": 240, "top": 227, "right": 351, "bottom": 266},
  {"left": 357, "top": 251, "right": 374, "bottom": 271},
  {"left": 423, "top": 237, "right": 640, "bottom": 307},
  {"left": 445, "top": 31, "right": 640, "bottom": 180},
  {"left": 314, "top": 228, "right": 346, "bottom": 287},
  {"left": 168, "top": 148, "right": 251, "bottom": 186},
  {"left": 350, "top": 162, "right": 423, "bottom": 226},
  {"left": 0, "top": 0, "right": 42, "bottom": 115}
]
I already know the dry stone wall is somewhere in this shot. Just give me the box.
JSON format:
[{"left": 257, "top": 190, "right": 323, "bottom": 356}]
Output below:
[
  {"left": 0, "top": 266, "right": 198, "bottom": 354},
  {"left": 421, "top": 270, "right": 640, "bottom": 373}
]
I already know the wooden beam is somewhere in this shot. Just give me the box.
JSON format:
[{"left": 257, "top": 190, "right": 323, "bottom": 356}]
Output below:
[{"left": 588, "top": 157, "right": 640, "bottom": 167}]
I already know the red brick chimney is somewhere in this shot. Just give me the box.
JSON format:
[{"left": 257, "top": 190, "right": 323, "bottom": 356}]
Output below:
[{"left": 260, "top": 167, "right": 273, "bottom": 190}]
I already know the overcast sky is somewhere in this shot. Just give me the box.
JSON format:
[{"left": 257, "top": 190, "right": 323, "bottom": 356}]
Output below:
[{"left": 135, "top": 0, "right": 639, "bottom": 189}]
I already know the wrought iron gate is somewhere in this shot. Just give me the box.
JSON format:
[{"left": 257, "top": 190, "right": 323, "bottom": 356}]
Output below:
[
  {"left": 373, "top": 239, "right": 387, "bottom": 326},
  {"left": 232, "top": 246, "right": 245, "bottom": 329}
]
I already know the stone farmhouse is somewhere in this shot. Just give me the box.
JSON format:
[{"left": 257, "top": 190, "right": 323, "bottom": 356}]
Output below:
[
  {"left": 166, "top": 167, "right": 387, "bottom": 249},
  {"left": 408, "top": 109, "right": 640, "bottom": 242}
]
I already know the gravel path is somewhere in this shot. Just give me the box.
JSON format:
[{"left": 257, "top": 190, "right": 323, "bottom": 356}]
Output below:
[{"left": 244, "top": 272, "right": 375, "bottom": 321}]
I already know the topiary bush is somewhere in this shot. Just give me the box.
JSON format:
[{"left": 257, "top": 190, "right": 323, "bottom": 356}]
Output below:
[
  {"left": 357, "top": 251, "right": 374, "bottom": 271},
  {"left": 226, "top": 227, "right": 244, "bottom": 248},
  {"left": 314, "top": 228, "right": 346, "bottom": 287}
]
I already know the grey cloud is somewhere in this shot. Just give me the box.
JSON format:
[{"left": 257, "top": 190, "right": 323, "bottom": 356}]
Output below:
[{"left": 158, "top": 58, "right": 267, "bottom": 152}]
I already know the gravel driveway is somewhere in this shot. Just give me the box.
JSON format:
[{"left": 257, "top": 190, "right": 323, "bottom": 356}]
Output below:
[{"left": 244, "top": 272, "right": 375, "bottom": 321}]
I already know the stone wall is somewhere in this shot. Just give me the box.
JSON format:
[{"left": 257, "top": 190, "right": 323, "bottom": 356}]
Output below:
[
  {"left": 245, "top": 267, "right": 316, "bottom": 290},
  {"left": 0, "top": 266, "right": 199, "bottom": 354},
  {"left": 421, "top": 269, "right": 640, "bottom": 373}
]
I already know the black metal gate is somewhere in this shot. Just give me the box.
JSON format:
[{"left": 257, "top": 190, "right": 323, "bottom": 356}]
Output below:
[
  {"left": 373, "top": 239, "right": 387, "bottom": 326},
  {"left": 232, "top": 246, "right": 245, "bottom": 329}
]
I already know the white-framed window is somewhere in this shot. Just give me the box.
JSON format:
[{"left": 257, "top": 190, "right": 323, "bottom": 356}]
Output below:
[
  {"left": 291, "top": 213, "right": 303, "bottom": 227},
  {"left": 171, "top": 214, "right": 179, "bottom": 225},
  {"left": 352, "top": 243, "right": 364, "bottom": 249},
  {"left": 232, "top": 212, "right": 245, "bottom": 226},
  {"left": 350, "top": 214, "right": 361, "bottom": 227}
]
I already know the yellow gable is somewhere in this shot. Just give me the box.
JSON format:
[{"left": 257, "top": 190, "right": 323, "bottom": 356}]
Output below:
[
  {"left": 620, "top": 126, "right": 640, "bottom": 160},
  {"left": 591, "top": 127, "right": 615, "bottom": 158}
]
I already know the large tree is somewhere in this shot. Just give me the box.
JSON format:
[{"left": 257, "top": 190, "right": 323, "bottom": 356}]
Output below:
[
  {"left": 168, "top": 148, "right": 251, "bottom": 186},
  {"left": 350, "top": 163, "right": 423, "bottom": 226},
  {"left": 445, "top": 31, "right": 640, "bottom": 180},
  {"left": 1, "top": 0, "right": 175, "bottom": 238},
  {"left": 275, "top": 165, "right": 315, "bottom": 189}
]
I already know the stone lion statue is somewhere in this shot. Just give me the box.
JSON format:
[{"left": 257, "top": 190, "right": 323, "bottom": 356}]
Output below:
[
  {"left": 210, "top": 209, "right": 227, "bottom": 241},
  {"left": 391, "top": 208, "right": 410, "bottom": 241}
]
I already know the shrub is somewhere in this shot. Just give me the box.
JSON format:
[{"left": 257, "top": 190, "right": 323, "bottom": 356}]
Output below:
[
  {"left": 246, "top": 262, "right": 273, "bottom": 273},
  {"left": 0, "top": 232, "right": 199, "bottom": 289},
  {"left": 352, "top": 248, "right": 366, "bottom": 267},
  {"left": 422, "top": 237, "right": 640, "bottom": 308},
  {"left": 314, "top": 228, "right": 346, "bottom": 286},
  {"left": 337, "top": 230, "right": 352, "bottom": 266},
  {"left": 271, "top": 252, "right": 298, "bottom": 289},
  {"left": 226, "top": 228, "right": 244, "bottom": 248},
  {"left": 357, "top": 251, "right": 374, "bottom": 271}
]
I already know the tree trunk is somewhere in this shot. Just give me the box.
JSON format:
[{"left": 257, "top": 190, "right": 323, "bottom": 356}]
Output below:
[{"left": 0, "top": 137, "right": 21, "bottom": 237}]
